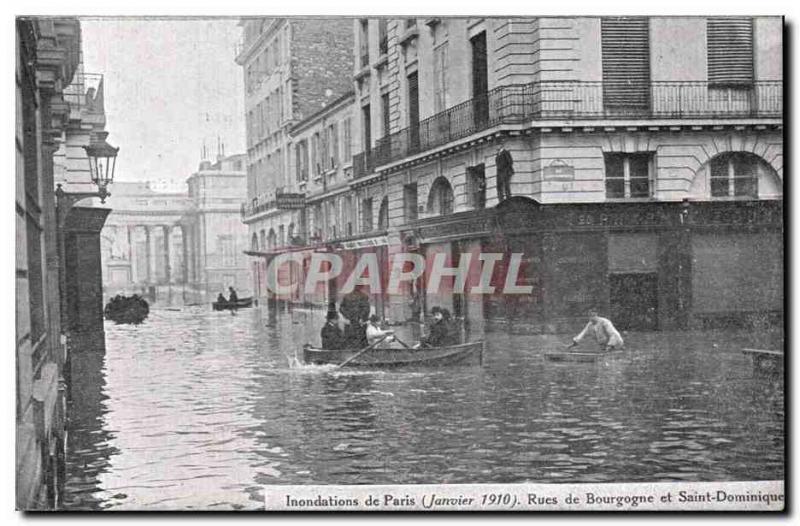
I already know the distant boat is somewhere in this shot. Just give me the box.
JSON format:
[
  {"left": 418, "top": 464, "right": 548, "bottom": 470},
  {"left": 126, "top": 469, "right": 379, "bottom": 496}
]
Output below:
[
  {"left": 303, "top": 341, "right": 484, "bottom": 368},
  {"left": 544, "top": 349, "right": 625, "bottom": 363},
  {"left": 212, "top": 297, "right": 254, "bottom": 311}
]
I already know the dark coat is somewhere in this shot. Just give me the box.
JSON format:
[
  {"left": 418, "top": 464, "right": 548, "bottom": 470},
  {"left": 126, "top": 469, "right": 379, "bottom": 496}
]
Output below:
[
  {"left": 496, "top": 149, "right": 514, "bottom": 178},
  {"left": 343, "top": 322, "right": 368, "bottom": 349},
  {"left": 339, "top": 291, "right": 370, "bottom": 323},
  {"left": 228, "top": 289, "right": 238, "bottom": 303},
  {"left": 321, "top": 322, "right": 345, "bottom": 350},
  {"left": 421, "top": 319, "right": 449, "bottom": 348}
]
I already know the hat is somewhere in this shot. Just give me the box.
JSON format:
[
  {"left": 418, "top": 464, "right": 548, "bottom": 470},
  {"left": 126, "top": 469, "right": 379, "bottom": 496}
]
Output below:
[
  {"left": 369, "top": 314, "right": 380, "bottom": 323},
  {"left": 430, "top": 306, "right": 442, "bottom": 314},
  {"left": 326, "top": 311, "right": 339, "bottom": 321}
]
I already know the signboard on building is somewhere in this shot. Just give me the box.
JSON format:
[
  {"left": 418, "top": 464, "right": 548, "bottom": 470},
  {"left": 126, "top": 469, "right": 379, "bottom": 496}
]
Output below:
[
  {"left": 339, "top": 235, "right": 388, "bottom": 250},
  {"left": 276, "top": 192, "right": 306, "bottom": 209}
]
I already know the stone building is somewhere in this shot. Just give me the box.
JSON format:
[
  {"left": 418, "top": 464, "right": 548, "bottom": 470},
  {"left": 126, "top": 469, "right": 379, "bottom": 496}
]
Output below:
[
  {"left": 99, "top": 154, "right": 250, "bottom": 305},
  {"left": 239, "top": 16, "right": 783, "bottom": 335},
  {"left": 236, "top": 17, "right": 355, "bottom": 303},
  {"left": 352, "top": 16, "right": 783, "bottom": 333},
  {"left": 16, "top": 16, "right": 87, "bottom": 509}
]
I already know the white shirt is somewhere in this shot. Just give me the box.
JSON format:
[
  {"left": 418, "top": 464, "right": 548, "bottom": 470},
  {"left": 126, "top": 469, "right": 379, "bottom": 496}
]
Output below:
[
  {"left": 366, "top": 323, "right": 393, "bottom": 345},
  {"left": 574, "top": 317, "right": 624, "bottom": 347}
]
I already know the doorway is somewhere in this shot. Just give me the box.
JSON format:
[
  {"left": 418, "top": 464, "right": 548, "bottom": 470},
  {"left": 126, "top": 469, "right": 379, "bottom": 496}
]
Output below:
[{"left": 609, "top": 272, "right": 658, "bottom": 330}]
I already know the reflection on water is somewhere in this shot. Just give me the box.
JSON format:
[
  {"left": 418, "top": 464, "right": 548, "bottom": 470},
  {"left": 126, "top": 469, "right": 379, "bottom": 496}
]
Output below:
[{"left": 63, "top": 307, "right": 784, "bottom": 510}]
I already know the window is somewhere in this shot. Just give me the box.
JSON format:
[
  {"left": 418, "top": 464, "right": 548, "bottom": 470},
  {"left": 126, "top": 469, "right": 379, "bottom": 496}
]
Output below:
[
  {"left": 404, "top": 183, "right": 418, "bottom": 222},
  {"left": 311, "top": 133, "right": 320, "bottom": 176},
  {"left": 345, "top": 195, "right": 354, "bottom": 236},
  {"left": 467, "top": 164, "right": 486, "bottom": 209},
  {"left": 259, "top": 230, "right": 266, "bottom": 251},
  {"left": 381, "top": 93, "right": 391, "bottom": 137},
  {"left": 428, "top": 177, "right": 454, "bottom": 215},
  {"left": 328, "top": 123, "right": 339, "bottom": 169},
  {"left": 378, "top": 19, "right": 388, "bottom": 56},
  {"left": 361, "top": 197, "right": 373, "bottom": 232},
  {"left": 296, "top": 139, "right": 308, "bottom": 182},
  {"left": 710, "top": 153, "right": 758, "bottom": 198},
  {"left": 362, "top": 104, "right": 372, "bottom": 152},
  {"left": 342, "top": 117, "right": 352, "bottom": 163},
  {"left": 218, "top": 235, "right": 236, "bottom": 266},
  {"left": 604, "top": 152, "right": 653, "bottom": 198},
  {"left": 359, "top": 19, "right": 370, "bottom": 67},
  {"left": 601, "top": 17, "right": 650, "bottom": 109},
  {"left": 279, "top": 225, "right": 285, "bottom": 247},
  {"left": 433, "top": 43, "right": 449, "bottom": 113},
  {"left": 707, "top": 18, "right": 754, "bottom": 87},
  {"left": 378, "top": 197, "right": 389, "bottom": 230}
]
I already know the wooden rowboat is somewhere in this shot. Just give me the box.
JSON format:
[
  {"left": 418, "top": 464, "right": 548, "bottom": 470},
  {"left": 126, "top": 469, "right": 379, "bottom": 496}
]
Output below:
[
  {"left": 303, "top": 341, "right": 485, "bottom": 368},
  {"left": 212, "top": 297, "right": 254, "bottom": 311},
  {"left": 544, "top": 349, "right": 625, "bottom": 363}
]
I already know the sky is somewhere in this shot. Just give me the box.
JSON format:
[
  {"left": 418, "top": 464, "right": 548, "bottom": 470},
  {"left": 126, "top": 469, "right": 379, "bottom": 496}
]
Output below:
[{"left": 80, "top": 17, "right": 246, "bottom": 185}]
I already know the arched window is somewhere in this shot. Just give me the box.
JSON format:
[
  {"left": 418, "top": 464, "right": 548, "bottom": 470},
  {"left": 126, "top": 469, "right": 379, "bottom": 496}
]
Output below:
[
  {"left": 377, "top": 196, "right": 389, "bottom": 230},
  {"left": 287, "top": 223, "right": 295, "bottom": 245},
  {"left": 279, "top": 224, "right": 285, "bottom": 247},
  {"left": 259, "top": 230, "right": 266, "bottom": 251},
  {"left": 267, "top": 228, "right": 277, "bottom": 250},
  {"left": 427, "top": 177, "right": 454, "bottom": 216},
  {"left": 690, "top": 152, "right": 782, "bottom": 200},
  {"left": 251, "top": 233, "right": 259, "bottom": 251}
]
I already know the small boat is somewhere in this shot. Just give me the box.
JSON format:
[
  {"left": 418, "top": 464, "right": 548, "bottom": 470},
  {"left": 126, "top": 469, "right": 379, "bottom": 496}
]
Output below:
[
  {"left": 212, "top": 297, "right": 254, "bottom": 311},
  {"left": 544, "top": 349, "right": 625, "bottom": 363},
  {"left": 742, "top": 348, "right": 783, "bottom": 374},
  {"left": 303, "top": 341, "right": 485, "bottom": 368}
]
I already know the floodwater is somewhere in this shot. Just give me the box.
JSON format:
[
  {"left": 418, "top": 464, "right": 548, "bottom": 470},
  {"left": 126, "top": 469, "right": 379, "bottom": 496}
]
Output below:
[{"left": 62, "top": 306, "right": 784, "bottom": 510}]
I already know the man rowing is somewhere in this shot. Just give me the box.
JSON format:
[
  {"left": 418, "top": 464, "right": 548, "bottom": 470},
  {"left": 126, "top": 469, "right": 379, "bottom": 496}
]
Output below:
[{"left": 571, "top": 309, "right": 624, "bottom": 352}]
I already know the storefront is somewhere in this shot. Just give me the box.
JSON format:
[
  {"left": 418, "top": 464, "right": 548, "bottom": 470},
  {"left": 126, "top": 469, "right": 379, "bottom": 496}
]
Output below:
[{"left": 403, "top": 197, "right": 783, "bottom": 333}]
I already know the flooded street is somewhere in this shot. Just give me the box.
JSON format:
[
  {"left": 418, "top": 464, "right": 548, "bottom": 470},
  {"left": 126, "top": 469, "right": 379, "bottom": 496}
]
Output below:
[{"left": 63, "top": 306, "right": 784, "bottom": 510}]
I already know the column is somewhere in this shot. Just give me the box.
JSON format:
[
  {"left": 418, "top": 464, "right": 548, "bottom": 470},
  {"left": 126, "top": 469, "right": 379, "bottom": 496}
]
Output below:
[
  {"left": 144, "top": 226, "right": 152, "bottom": 284},
  {"left": 162, "top": 225, "right": 171, "bottom": 284},
  {"left": 181, "top": 225, "right": 189, "bottom": 284},
  {"left": 127, "top": 225, "right": 136, "bottom": 285}
]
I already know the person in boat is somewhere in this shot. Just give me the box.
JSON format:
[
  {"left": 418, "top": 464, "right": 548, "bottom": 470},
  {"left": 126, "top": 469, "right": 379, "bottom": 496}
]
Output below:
[
  {"left": 339, "top": 287, "right": 371, "bottom": 326},
  {"left": 366, "top": 314, "right": 395, "bottom": 348},
  {"left": 415, "top": 307, "right": 449, "bottom": 348},
  {"left": 320, "top": 310, "right": 344, "bottom": 350},
  {"left": 228, "top": 286, "right": 239, "bottom": 304},
  {"left": 441, "top": 308, "right": 461, "bottom": 346},
  {"left": 216, "top": 292, "right": 226, "bottom": 304},
  {"left": 572, "top": 309, "right": 624, "bottom": 351},
  {"left": 343, "top": 318, "right": 368, "bottom": 349}
]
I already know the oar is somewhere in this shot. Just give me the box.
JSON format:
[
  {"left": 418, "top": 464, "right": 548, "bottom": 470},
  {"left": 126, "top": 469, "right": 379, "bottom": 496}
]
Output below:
[
  {"left": 393, "top": 336, "right": 412, "bottom": 349},
  {"left": 337, "top": 335, "right": 388, "bottom": 369}
]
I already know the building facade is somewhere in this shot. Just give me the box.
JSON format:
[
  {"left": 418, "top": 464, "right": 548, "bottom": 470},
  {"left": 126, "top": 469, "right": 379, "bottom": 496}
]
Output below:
[
  {"left": 99, "top": 154, "right": 250, "bottom": 305},
  {"left": 16, "top": 16, "right": 85, "bottom": 509},
  {"left": 238, "top": 16, "right": 783, "bottom": 335},
  {"left": 236, "top": 17, "right": 355, "bottom": 303}
]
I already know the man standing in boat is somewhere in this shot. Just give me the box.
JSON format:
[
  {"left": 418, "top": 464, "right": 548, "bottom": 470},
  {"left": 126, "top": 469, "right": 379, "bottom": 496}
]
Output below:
[
  {"left": 228, "top": 286, "right": 239, "bottom": 304},
  {"left": 321, "top": 311, "right": 344, "bottom": 350},
  {"left": 571, "top": 310, "right": 624, "bottom": 352}
]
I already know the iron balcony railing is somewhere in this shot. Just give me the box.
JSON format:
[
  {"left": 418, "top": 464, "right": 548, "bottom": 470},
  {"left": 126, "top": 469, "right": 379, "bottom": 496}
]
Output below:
[
  {"left": 63, "top": 72, "right": 103, "bottom": 115},
  {"left": 241, "top": 195, "right": 277, "bottom": 218},
  {"left": 374, "top": 80, "right": 783, "bottom": 167}
]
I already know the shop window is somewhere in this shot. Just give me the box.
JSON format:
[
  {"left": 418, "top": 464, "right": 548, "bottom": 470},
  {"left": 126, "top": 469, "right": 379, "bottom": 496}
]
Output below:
[
  {"left": 604, "top": 152, "right": 653, "bottom": 199},
  {"left": 710, "top": 152, "right": 758, "bottom": 198}
]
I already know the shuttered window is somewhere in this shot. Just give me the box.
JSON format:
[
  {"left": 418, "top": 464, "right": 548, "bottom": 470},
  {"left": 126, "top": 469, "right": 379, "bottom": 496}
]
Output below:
[
  {"left": 601, "top": 17, "right": 650, "bottom": 109},
  {"left": 707, "top": 17, "right": 754, "bottom": 86}
]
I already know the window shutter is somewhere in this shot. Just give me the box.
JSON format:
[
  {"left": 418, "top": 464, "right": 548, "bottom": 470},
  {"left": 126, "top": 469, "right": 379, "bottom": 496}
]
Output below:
[
  {"left": 707, "top": 17, "right": 754, "bottom": 86},
  {"left": 601, "top": 17, "right": 650, "bottom": 109}
]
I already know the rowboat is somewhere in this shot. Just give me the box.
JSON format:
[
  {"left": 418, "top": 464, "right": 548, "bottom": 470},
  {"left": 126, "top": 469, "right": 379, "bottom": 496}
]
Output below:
[
  {"left": 303, "top": 341, "right": 485, "bottom": 368},
  {"left": 544, "top": 349, "right": 625, "bottom": 363},
  {"left": 212, "top": 297, "right": 254, "bottom": 311}
]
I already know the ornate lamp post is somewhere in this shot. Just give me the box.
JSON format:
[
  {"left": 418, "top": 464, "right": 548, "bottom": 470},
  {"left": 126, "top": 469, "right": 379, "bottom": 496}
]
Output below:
[
  {"left": 55, "top": 130, "right": 118, "bottom": 207},
  {"left": 55, "top": 130, "right": 119, "bottom": 328}
]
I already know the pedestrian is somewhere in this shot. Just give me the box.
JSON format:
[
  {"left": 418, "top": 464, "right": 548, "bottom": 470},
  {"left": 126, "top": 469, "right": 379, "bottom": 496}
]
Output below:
[
  {"left": 415, "top": 307, "right": 448, "bottom": 348},
  {"left": 366, "top": 314, "right": 395, "bottom": 347},
  {"left": 495, "top": 145, "right": 514, "bottom": 202},
  {"left": 571, "top": 309, "right": 624, "bottom": 352},
  {"left": 320, "top": 310, "right": 344, "bottom": 350}
]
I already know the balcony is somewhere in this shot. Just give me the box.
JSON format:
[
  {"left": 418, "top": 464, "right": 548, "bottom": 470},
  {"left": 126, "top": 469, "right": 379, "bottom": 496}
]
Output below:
[
  {"left": 241, "top": 195, "right": 277, "bottom": 219},
  {"left": 63, "top": 73, "right": 104, "bottom": 117},
  {"left": 374, "top": 80, "right": 783, "bottom": 167},
  {"left": 352, "top": 150, "right": 376, "bottom": 179}
]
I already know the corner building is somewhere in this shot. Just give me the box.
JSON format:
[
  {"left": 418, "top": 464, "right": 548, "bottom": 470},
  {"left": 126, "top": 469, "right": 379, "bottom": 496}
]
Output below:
[{"left": 350, "top": 17, "right": 782, "bottom": 333}]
